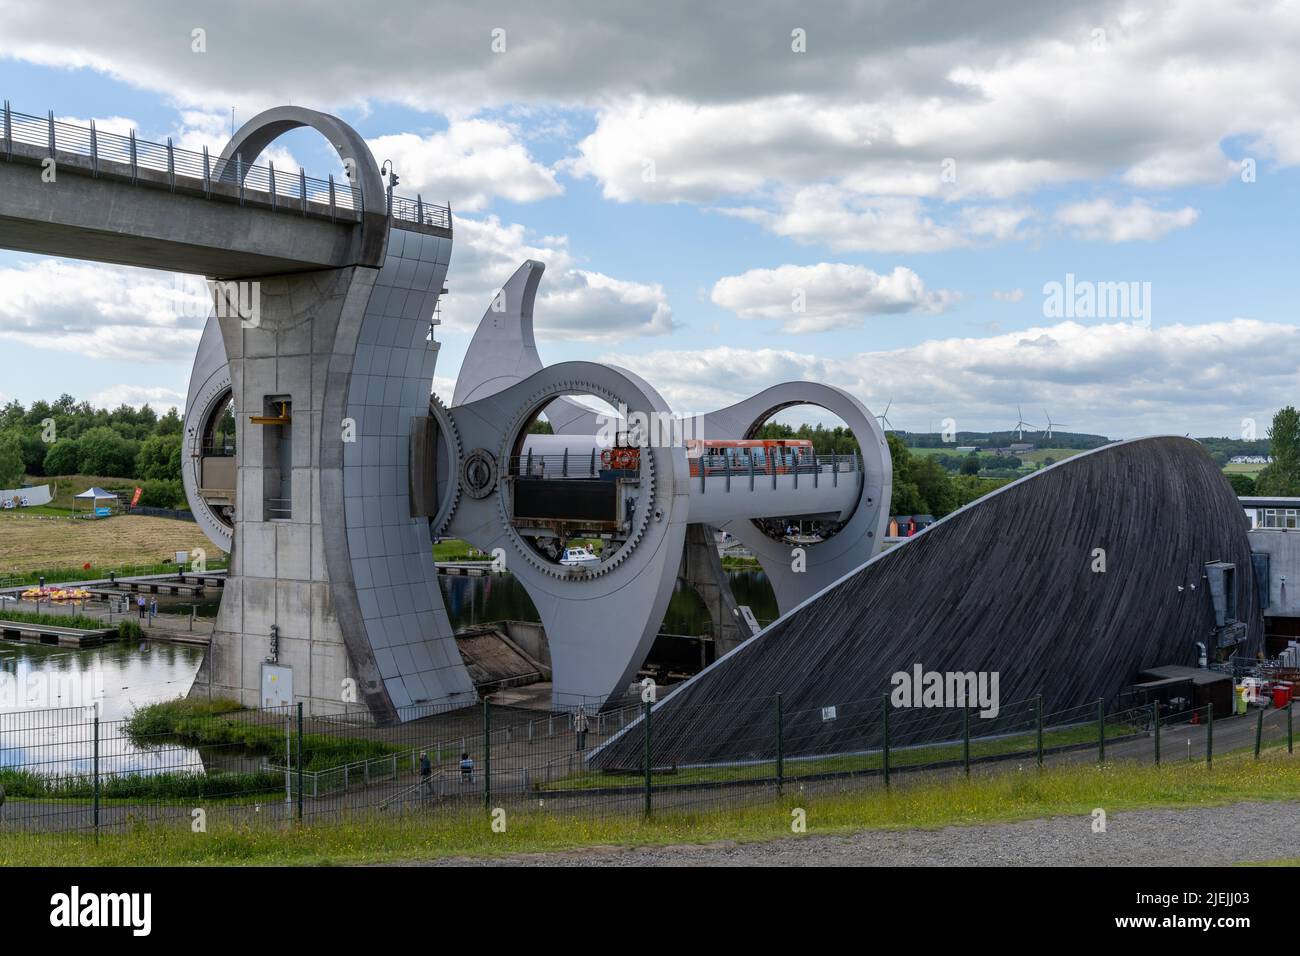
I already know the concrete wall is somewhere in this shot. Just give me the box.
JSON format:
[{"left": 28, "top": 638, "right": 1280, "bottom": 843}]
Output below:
[
  {"left": 191, "top": 226, "right": 476, "bottom": 719},
  {"left": 1249, "top": 529, "right": 1300, "bottom": 616}
]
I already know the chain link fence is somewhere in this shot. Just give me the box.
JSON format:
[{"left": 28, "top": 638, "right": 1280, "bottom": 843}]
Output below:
[{"left": 0, "top": 690, "right": 1294, "bottom": 838}]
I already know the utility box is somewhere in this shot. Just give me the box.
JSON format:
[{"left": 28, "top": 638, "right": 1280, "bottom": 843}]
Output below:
[{"left": 261, "top": 664, "right": 293, "bottom": 708}]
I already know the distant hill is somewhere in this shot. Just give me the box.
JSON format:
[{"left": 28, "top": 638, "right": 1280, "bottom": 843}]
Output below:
[
  {"left": 1193, "top": 436, "right": 1272, "bottom": 466},
  {"left": 899, "top": 430, "right": 1110, "bottom": 450}
]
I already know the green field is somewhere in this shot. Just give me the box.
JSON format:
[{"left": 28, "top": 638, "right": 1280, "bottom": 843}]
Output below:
[{"left": 1224, "top": 462, "right": 1268, "bottom": 477}]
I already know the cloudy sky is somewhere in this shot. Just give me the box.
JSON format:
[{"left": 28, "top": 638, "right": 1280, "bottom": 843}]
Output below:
[{"left": 0, "top": 0, "right": 1296, "bottom": 437}]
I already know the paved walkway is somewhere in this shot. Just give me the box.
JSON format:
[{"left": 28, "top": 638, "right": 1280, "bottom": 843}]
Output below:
[{"left": 413, "top": 799, "right": 1300, "bottom": 866}]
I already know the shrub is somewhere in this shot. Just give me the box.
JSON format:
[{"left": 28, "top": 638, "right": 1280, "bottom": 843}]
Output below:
[{"left": 136, "top": 478, "right": 185, "bottom": 509}]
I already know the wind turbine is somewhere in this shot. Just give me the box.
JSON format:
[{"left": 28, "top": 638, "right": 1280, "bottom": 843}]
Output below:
[
  {"left": 876, "top": 400, "right": 896, "bottom": 434},
  {"left": 1042, "top": 409, "right": 1065, "bottom": 440},
  {"left": 1012, "top": 405, "right": 1036, "bottom": 441}
]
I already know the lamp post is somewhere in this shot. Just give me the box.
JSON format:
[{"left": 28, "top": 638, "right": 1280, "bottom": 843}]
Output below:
[{"left": 380, "top": 159, "right": 399, "bottom": 216}]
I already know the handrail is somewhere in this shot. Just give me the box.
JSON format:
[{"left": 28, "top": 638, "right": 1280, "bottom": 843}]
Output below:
[
  {"left": 507, "top": 452, "right": 861, "bottom": 480},
  {"left": 0, "top": 103, "right": 449, "bottom": 230}
]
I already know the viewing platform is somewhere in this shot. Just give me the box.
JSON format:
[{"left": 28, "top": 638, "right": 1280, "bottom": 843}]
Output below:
[{"left": 0, "top": 101, "right": 451, "bottom": 276}]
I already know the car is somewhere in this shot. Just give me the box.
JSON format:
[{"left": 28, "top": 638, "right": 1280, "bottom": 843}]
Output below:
[{"left": 560, "top": 545, "right": 600, "bottom": 567}]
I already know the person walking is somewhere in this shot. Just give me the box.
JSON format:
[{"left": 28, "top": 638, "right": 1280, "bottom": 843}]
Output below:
[
  {"left": 418, "top": 750, "right": 433, "bottom": 795},
  {"left": 573, "top": 705, "right": 589, "bottom": 752}
]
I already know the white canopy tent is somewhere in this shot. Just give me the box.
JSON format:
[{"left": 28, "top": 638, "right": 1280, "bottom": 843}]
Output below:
[{"left": 74, "top": 487, "right": 119, "bottom": 512}]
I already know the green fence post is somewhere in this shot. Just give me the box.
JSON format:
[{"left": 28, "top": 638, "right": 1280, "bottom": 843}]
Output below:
[
  {"left": 296, "top": 702, "right": 303, "bottom": 822},
  {"left": 1289, "top": 700, "right": 1294, "bottom": 755},
  {"left": 1152, "top": 701, "right": 1160, "bottom": 766},
  {"left": 1097, "top": 698, "right": 1105, "bottom": 764},
  {"left": 775, "top": 693, "right": 784, "bottom": 795},
  {"left": 1206, "top": 702, "right": 1213, "bottom": 769},
  {"left": 1255, "top": 707, "right": 1264, "bottom": 759},
  {"left": 1036, "top": 695, "right": 1044, "bottom": 768},
  {"left": 962, "top": 707, "right": 970, "bottom": 777},
  {"left": 882, "top": 694, "right": 891, "bottom": 788},
  {"left": 93, "top": 706, "right": 100, "bottom": 843},
  {"left": 483, "top": 697, "right": 492, "bottom": 811},
  {"left": 643, "top": 699, "right": 653, "bottom": 819}
]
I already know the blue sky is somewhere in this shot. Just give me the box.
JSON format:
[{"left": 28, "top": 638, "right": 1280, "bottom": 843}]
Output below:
[{"left": 0, "top": 0, "right": 1297, "bottom": 438}]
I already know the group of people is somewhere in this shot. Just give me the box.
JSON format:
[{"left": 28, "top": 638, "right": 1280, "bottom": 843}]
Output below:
[
  {"left": 134, "top": 595, "right": 158, "bottom": 621},
  {"left": 415, "top": 706, "right": 593, "bottom": 796}
]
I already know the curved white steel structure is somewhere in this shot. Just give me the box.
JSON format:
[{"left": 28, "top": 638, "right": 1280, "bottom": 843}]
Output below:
[{"left": 180, "top": 107, "right": 892, "bottom": 716}]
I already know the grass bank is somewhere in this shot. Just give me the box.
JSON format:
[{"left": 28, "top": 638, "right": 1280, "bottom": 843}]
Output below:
[
  {"left": 2, "top": 749, "right": 1296, "bottom": 866},
  {"left": 125, "top": 699, "right": 403, "bottom": 774},
  {"left": 0, "top": 609, "right": 117, "bottom": 630},
  {"left": 0, "top": 510, "right": 226, "bottom": 582}
]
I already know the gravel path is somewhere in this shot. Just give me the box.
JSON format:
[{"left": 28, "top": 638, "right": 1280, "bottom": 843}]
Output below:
[{"left": 412, "top": 799, "right": 1300, "bottom": 866}]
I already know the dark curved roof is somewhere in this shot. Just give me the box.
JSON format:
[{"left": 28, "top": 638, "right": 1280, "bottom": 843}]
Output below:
[{"left": 594, "top": 436, "right": 1262, "bottom": 768}]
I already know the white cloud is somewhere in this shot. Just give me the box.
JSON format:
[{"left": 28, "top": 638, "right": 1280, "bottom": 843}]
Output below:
[
  {"left": 368, "top": 119, "right": 561, "bottom": 211},
  {"left": 441, "top": 216, "right": 674, "bottom": 342},
  {"left": 992, "top": 289, "right": 1025, "bottom": 303},
  {"left": 603, "top": 318, "right": 1300, "bottom": 436},
  {"left": 719, "top": 190, "right": 1034, "bottom": 253},
  {"left": 11, "top": 1, "right": 1300, "bottom": 254},
  {"left": 1054, "top": 198, "right": 1199, "bottom": 242},
  {"left": 711, "top": 263, "right": 957, "bottom": 333},
  {"left": 90, "top": 384, "right": 185, "bottom": 412},
  {"left": 0, "top": 260, "right": 205, "bottom": 361}
]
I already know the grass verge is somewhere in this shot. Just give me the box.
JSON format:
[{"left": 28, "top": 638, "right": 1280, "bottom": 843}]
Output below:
[
  {"left": 2, "top": 749, "right": 1296, "bottom": 866},
  {"left": 0, "top": 609, "right": 118, "bottom": 631}
]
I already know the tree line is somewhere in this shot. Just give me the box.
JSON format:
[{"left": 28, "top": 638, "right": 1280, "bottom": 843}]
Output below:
[
  {"left": 0, "top": 395, "right": 186, "bottom": 507},
  {"left": 753, "top": 421, "right": 1011, "bottom": 518}
]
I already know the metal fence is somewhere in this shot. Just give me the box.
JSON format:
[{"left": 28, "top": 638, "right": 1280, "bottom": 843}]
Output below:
[
  {"left": 1, "top": 101, "right": 450, "bottom": 231},
  {"left": 1, "top": 688, "right": 1293, "bottom": 838}
]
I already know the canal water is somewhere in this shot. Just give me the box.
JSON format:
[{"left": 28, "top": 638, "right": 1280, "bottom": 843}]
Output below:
[
  {"left": 0, "top": 639, "right": 207, "bottom": 775},
  {"left": 439, "top": 568, "right": 779, "bottom": 632}
]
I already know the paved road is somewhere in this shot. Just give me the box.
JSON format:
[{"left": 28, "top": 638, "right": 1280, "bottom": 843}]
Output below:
[{"left": 413, "top": 799, "right": 1300, "bottom": 867}]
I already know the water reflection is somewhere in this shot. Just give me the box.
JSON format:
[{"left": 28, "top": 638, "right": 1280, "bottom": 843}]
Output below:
[{"left": 0, "top": 639, "right": 206, "bottom": 775}]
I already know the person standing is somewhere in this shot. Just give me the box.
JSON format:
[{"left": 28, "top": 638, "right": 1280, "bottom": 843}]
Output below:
[
  {"left": 459, "top": 751, "right": 474, "bottom": 784},
  {"left": 149, "top": 597, "right": 158, "bottom": 622},
  {"left": 573, "top": 705, "right": 589, "bottom": 752},
  {"left": 136, "top": 595, "right": 146, "bottom": 621}
]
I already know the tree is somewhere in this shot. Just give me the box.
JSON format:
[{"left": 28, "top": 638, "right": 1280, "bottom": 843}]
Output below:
[
  {"left": 42, "top": 438, "right": 81, "bottom": 476},
  {"left": 156, "top": 408, "right": 184, "bottom": 436},
  {"left": 960, "top": 453, "right": 981, "bottom": 476},
  {"left": 0, "top": 431, "right": 24, "bottom": 487},
  {"left": 1227, "top": 473, "right": 1257, "bottom": 497},
  {"left": 1256, "top": 406, "right": 1300, "bottom": 496},
  {"left": 77, "top": 427, "right": 137, "bottom": 477},
  {"left": 136, "top": 433, "right": 183, "bottom": 481}
]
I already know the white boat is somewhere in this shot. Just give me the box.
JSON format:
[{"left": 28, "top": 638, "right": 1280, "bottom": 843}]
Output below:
[{"left": 560, "top": 546, "right": 600, "bottom": 567}]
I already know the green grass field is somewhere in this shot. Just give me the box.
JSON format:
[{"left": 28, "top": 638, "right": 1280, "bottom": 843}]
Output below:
[
  {"left": 1224, "top": 462, "right": 1268, "bottom": 477},
  {"left": 907, "top": 446, "right": 1088, "bottom": 469},
  {"left": 2, "top": 750, "right": 1295, "bottom": 866}
]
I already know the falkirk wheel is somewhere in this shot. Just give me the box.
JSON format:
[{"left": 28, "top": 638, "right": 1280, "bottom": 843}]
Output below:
[{"left": 183, "top": 108, "right": 891, "bottom": 719}]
